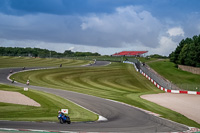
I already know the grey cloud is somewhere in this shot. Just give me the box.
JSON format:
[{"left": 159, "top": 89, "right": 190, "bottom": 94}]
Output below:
[
  {"left": 1, "top": 6, "right": 199, "bottom": 51},
  {"left": 0, "top": 13, "right": 82, "bottom": 43},
  {"left": 80, "top": 6, "right": 163, "bottom": 47},
  {"left": 0, "top": 6, "right": 163, "bottom": 48},
  {"left": 183, "top": 13, "right": 200, "bottom": 38}
]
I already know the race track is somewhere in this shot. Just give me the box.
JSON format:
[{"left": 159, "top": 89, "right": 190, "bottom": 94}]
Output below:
[{"left": 0, "top": 61, "right": 189, "bottom": 132}]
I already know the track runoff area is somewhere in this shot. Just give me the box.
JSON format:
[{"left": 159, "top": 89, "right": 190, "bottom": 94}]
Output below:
[{"left": 0, "top": 61, "right": 196, "bottom": 132}]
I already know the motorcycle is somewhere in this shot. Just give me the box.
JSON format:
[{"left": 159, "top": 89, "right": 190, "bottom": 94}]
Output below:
[
  {"left": 26, "top": 80, "right": 29, "bottom": 85},
  {"left": 11, "top": 78, "right": 15, "bottom": 83},
  {"left": 58, "top": 112, "right": 71, "bottom": 124}
]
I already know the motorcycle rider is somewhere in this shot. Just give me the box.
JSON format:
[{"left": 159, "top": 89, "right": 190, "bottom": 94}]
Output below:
[
  {"left": 58, "top": 111, "right": 70, "bottom": 124},
  {"left": 26, "top": 80, "right": 29, "bottom": 85},
  {"left": 12, "top": 78, "right": 15, "bottom": 83}
]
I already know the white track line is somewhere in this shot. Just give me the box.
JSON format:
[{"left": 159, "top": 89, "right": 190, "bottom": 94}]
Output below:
[{"left": 7, "top": 66, "right": 108, "bottom": 122}]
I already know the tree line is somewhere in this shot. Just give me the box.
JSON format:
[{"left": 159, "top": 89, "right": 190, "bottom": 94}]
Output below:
[
  {"left": 147, "top": 54, "right": 168, "bottom": 59},
  {"left": 169, "top": 35, "right": 200, "bottom": 67},
  {"left": 0, "top": 47, "right": 101, "bottom": 58}
]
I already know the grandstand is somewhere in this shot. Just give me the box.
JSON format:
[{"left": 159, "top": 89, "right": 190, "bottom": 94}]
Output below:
[{"left": 112, "top": 51, "right": 148, "bottom": 57}]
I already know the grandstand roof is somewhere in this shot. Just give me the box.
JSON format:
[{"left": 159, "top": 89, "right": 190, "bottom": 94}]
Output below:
[{"left": 112, "top": 51, "right": 148, "bottom": 56}]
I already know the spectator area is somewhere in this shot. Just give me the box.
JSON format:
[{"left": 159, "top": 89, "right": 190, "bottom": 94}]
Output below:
[{"left": 112, "top": 51, "right": 148, "bottom": 57}]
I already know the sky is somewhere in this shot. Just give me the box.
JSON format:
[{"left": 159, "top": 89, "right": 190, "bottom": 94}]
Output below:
[{"left": 0, "top": 0, "right": 200, "bottom": 56}]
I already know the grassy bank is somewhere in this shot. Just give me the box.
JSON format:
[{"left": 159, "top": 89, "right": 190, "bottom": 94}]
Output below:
[
  {"left": 0, "top": 56, "right": 90, "bottom": 68},
  {"left": 0, "top": 84, "right": 98, "bottom": 122},
  {"left": 11, "top": 62, "right": 200, "bottom": 128},
  {"left": 148, "top": 60, "right": 200, "bottom": 91}
]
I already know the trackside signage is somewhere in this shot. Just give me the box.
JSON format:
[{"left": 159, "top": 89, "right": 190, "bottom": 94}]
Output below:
[
  {"left": 24, "top": 87, "right": 29, "bottom": 91},
  {"left": 61, "top": 109, "right": 68, "bottom": 114}
]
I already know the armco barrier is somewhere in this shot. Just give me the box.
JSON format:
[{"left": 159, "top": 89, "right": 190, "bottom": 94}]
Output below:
[{"left": 123, "top": 61, "right": 200, "bottom": 95}]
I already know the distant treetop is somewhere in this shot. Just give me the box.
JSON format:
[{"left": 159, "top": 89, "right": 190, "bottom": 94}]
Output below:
[
  {"left": 0, "top": 47, "right": 101, "bottom": 58},
  {"left": 169, "top": 35, "right": 200, "bottom": 67}
]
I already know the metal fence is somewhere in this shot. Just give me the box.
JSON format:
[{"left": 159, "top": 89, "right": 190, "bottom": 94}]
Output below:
[
  {"left": 66, "top": 57, "right": 200, "bottom": 91},
  {"left": 127, "top": 59, "right": 180, "bottom": 90},
  {"left": 65, "top": 56, "right": 122, "bottom": 62},
  {"left": 174, "top": 84, "right": 200, "bottom": 92}
]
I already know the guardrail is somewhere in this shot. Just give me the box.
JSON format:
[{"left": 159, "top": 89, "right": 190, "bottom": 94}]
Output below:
[
  {"left": 123, "top": 60, "right": 172, "bottom": 89},
  {"left": 123, "top": 61, "right": 200, "bottom": 95}
]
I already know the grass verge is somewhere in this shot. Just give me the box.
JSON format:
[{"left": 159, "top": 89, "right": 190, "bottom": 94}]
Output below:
[
  {"left": 0, "top": 84, "right": 98, "bottom": 122},
  {"left": 0, "top": 56, "right": 90, "bottom": 68},
  {"left": 11, "top": 62, "right": 200, "bottom": 128},
  {"left": 147, "top": 59, "right": 200, "bottom": 91}
]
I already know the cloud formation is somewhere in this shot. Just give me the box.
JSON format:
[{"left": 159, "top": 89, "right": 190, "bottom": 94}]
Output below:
[
  {"left": 81, "top": 6, "right": 162, "bottom": 47},
  {"left": 0, "top": 6, "right": 163, "bottom": 49},
  {"left": 0, "top": 1, "right": 200, "bottom": 56},
  {"left": 167, "top": 27, "right": 184, "bottom": 37}
]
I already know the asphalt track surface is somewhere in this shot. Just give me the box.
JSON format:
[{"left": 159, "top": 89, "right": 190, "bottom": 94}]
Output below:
[{"left": 0, "top": 61, "right": 189, "bottom": 132}]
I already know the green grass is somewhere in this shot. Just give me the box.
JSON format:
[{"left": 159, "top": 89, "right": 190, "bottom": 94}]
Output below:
[
  {"left": 67, "top": 56, "right": 123, "bottom": 62},
  {"left": 0, "top": 56, "right": 90, "bottom": 68},
  {"left": 68, "top": 56, "right": 159, "bottom": 63},
  {"left": 11, "top": 62, "right": 200, "bottom": 128},
  {"left": 135, "top": 57, "right": 159, "bottom": 63},
  {"left": 148, "top": 59, "right": 200, "bottom": 91},
  {"left": 0, "top": 84, "right": 98, "bottom": 122}
]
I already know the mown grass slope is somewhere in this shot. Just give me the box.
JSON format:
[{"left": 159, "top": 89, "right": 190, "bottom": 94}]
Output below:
[
  {"left": 148, "top": 59, "right": 200, "bottom": 91},
  {"left": 11, "top": 62, "right": 200, "bottom": 128},
  {"left": 0, "top": 84, "right": 98, "bottom": 122},
  {"left": 0, "top": 56, "right": 90, "bottom": 68}
]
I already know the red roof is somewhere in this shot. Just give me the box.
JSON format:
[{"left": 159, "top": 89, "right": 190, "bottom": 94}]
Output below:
[{"left": 113, "top": 51, "right": 148, "bottom": 56}]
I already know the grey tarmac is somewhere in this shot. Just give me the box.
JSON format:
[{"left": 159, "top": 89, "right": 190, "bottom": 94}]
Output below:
[{"left": 0, "top": 61, "right": 189, "bottom": 132}]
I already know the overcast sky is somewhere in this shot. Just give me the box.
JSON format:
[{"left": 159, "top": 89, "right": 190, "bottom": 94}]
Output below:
[{"left": 0, "top": 0, "right": 200, "bottom": 56}]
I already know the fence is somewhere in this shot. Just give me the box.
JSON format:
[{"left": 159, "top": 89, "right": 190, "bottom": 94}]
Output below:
[
  {"left": 126, "top": 59, "right": 180, "bottom": 90},
  {"left": 65, "top": 56, "right": 123, "bottom": 62},
  {"left": 125, "top": 59, "right": 200, "bottom": 91},
  {"left": 174, "top": 83, "right": 200, "bottom": 92},
  {"left": 71, "top": 57, "right": 200, "bottom": 91}
]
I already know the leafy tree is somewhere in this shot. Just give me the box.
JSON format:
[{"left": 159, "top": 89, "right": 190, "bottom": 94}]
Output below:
[
  {"left": 169, "top": 34, "right": 200, "bottom": 67},
  {"left": 64, "top": 50, "right": 74, "bottom": 56},
  {"left": 0, "top": 47, "right": 101, "bottom": 58},
  {"left": 178, "top": 44, "right": 189, "bottom": 65},
  {"left": 148, "top": 54, "right": 168, "bottom": 59},
  {"left": 169, "top": 52, "right": 175, "bottom": 62}
]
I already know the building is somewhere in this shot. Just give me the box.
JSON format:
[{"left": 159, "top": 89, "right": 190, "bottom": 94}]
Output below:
[{"left": 112, "top": 51, "right": 148, "bottom": 57}]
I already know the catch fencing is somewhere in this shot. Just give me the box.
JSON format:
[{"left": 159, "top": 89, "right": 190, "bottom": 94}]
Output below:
[{"left": 126, "top": 58, "right": 179, "bottom": 90}]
